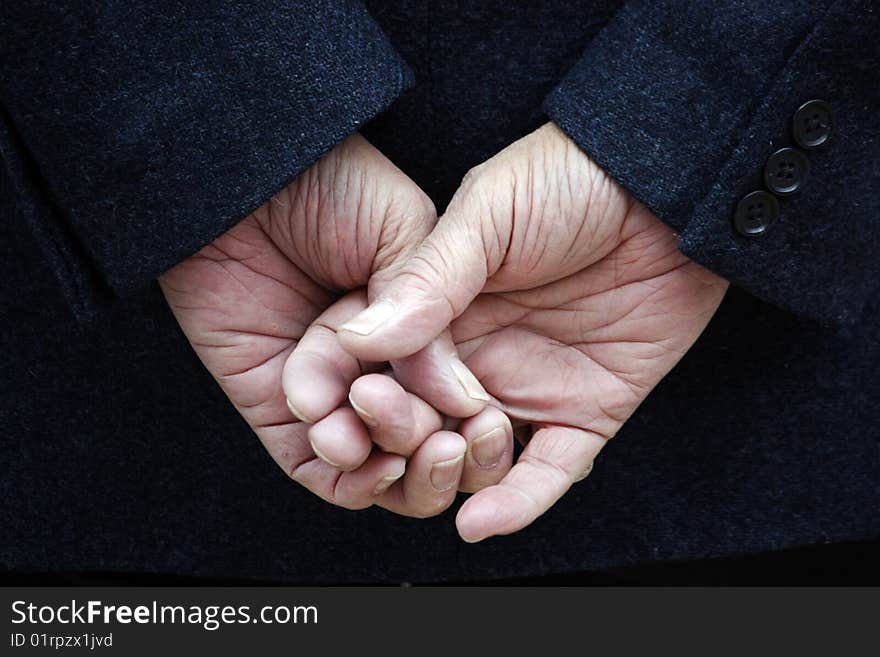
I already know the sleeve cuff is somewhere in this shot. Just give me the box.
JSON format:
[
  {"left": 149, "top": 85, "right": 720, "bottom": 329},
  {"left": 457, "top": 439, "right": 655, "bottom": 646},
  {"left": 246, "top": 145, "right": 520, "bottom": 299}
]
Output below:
[
  {"left": 543, "top": 0, "right": 878, "bottom": 324},
  {"left": 0, "top": 1, "right": 413, "bottom": 311}
]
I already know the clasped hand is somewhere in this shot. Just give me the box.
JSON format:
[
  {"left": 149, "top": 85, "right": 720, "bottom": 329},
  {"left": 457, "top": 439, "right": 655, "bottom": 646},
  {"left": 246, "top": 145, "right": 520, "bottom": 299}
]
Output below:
[{"left": 160, "top": 123, "right": 727, "bottom": 542}]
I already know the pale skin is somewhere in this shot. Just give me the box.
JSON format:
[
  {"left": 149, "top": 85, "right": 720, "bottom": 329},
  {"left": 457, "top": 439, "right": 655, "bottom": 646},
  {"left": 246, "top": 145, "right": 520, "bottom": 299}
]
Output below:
[
  {"left": 162, "top": 123, "right": 728, "bottom": 541},
  {"left": 160, "top": 134, "right": 504, "bottom": 519}
]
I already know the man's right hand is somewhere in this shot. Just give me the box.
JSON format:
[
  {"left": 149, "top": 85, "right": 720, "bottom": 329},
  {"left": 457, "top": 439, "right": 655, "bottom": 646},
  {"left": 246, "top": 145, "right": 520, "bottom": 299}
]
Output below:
[{"left": 337, "top": 123, "right": 728, "bottom": 541}]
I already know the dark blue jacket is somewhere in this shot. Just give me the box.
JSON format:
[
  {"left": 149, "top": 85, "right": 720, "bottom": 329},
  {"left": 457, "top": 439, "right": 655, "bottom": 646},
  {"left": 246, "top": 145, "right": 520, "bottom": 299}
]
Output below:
[{"left": 1, "top": 1, "right": 877, "bottom": 582}]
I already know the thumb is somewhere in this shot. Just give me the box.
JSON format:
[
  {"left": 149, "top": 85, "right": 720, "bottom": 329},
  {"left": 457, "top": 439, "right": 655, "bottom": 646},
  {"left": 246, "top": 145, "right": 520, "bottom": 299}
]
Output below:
[{"left": 338, "top": 206, "right": 490, "bottom": 362}]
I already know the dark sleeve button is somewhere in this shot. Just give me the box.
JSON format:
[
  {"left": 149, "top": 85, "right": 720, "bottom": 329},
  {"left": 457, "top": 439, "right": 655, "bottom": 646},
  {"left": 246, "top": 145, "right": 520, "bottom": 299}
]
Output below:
[
  {"left": 792, "top": 99, "right": 833, "bottom": 149},
  {"left": 764, "top": 147, "right": 810, "bottom": 196},
  {"left": 733, "top": 190, "right": 779, "bottom": 237}
]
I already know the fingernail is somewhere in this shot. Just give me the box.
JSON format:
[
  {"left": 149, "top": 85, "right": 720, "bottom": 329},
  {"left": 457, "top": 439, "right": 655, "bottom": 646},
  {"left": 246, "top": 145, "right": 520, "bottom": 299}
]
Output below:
[
  {"left": 348, "top": 393, "right": 378, "bottom": 428},
  {"left": 575, "top": 462, "right": 594, "bottom": 482},
  {"left": 338, "top": 300, "right": 396, "bottom": 336},
  {"left": 373, "top": 471, "right": 403, "bottom": 495},
  {"left": 462, "top": 534, "right": 487, "bottom": 544},
  {"left": 287, "top": 398, "right": 313, "bottom": 424},
  {"left": 449, "top": 358, "right": 489, "bottom": 402},
  {"left": 308, "top": 437, "right": 341, "bottom": 468},
  {"left": 471, "top": 427, "right": 506, "bottom": 468},
  {"left": 430, "top": 454, "right": 464, "bottom": 492}
]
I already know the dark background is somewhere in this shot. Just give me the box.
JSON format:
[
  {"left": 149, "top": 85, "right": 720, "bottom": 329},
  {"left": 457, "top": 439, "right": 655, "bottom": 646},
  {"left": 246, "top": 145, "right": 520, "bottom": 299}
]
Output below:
[
  {"left": 2, "top": 1, "right": 877, "bottom": 588},
  {"left": 3, "top": 540, "right": 877, "bottom": 586}
]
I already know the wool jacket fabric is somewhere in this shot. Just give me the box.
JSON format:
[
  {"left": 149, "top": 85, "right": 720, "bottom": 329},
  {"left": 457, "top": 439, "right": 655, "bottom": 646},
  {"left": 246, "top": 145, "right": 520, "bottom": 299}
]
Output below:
[
  {"left": 0, "top": 1, "right": 412, "bottom": 319},
  {"left": 0, "top": 1, "right": 877, "bottom": 583}
]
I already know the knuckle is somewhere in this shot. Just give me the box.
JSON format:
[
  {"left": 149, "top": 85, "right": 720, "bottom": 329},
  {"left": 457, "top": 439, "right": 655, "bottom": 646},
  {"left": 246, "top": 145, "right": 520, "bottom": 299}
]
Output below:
[
  {"left": 284, "top": 457, "right": 310, "bottom": 484},
  {"left": 410, "top": 495, "right": 453, "bottom": 519},
  {"left": 460, "top": 163, "right": 484, "bottom": 189},
  {"left": 335, "top": 493, "right": 372, "bottom": 511},
  {"left": 332, "top": 478, "right": 375, "bottom": 511},
  {"left": 519, "top": 450, "right": 576, "bottom": 485}
]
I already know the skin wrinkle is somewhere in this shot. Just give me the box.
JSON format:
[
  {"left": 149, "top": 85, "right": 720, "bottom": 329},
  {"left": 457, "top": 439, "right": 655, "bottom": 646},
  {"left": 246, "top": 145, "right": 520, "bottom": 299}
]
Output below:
[
  {"left": 216, "top": 340, "right": 293, "bottom": 380},
  {"left": 203, "top": 229, "right": 262, "bottom": 258},
  {"left": 372, "top": 191, "right": 431, "bottom": 276},
  {"left": 304, "top": 166, "right": 324, "bottom": 284},
  {"left": 404, "top": 241, "right": 464, "bottom": 319},
  {"left": 468, "top": 187, "right": 501, "bottom": 277},
  {"left": 365, "top": 168, "right": 385, "bottom": 277},
  {"left": 339, "top": 157, "right": 363, "bottom": 288},
  {"left": 295, "top": 330, "right": 363, "bottom": 383},
  {"left": 560, "top": 134, "right": 601, "bottom": 262},
  {"left": 189, "top": 340, "right": 251, "bottom": 350},
  {"left": 273, "top": 186, "right": 299, "bottom": 263},
  {"left": 485, "top": 172, "right": 514, "bottom": 275},
  {"left": 232, "top": 392, "right": 284, "bottom": 411},
  {"left": 463, "top": 166, "right": 513, "bottom": 276},
  {"left": 333, "top": 473, "right": 362, "bottom": 510},
  {"left": 289, "top": 456, "right": 326, "bottom": 485},
  {"left": 603, "top": 201, "right": 624, "bottom": 340},
  {"left": 212, "top": 247, "right": 325, "bottom": 312},
  {"left": 518, "top": 154, "right": 534, "bottom": 273},
  {"left": 552, "top": 336, "right": 643, "bottom": 421},
  {"left": 520, "top": 166, "right": 543, "bottom": 277},
  {"left": 206, "top": 326, "right": 304, "bottom": 342},
  {"left": 576, "top": 289, "right": 673, "bottom": 347},
  {"left": 283, "top": 448, "right": 314, "bottom": 481},
  {"left": 469, "top": 260, "right": 682, "bottom": 333},
  {"left": 167, "top": 266, "right": 316, "bottom": 350},
  {"left": 566, "top": 195, "right": 592, "bottom": 264},
  {"left": 450, "top": 258, "right": 694, "bottom": 363},
  {"left": 212, "top": 258, "right": 305, "bottom": 317},
  {"left": 462, "top": 326, "right": 634, "bottom": 434},
  {"left": 282, "top": 169, "right": 314, "bottom": 280},
  {"left": 519, "top": 441, "right": 589, "bottom": 484},
  {"left": 496, "top": 476, "right": 546, "bottom": 519},
  {"left": 288, "top": 144, "right": 383, "bottom": 291},
  {"left": 367, "top": 181, "right": 394, "bottom": 276},
  {"left": 232, "top": 381, "right": 292, "bottom": 420},
  {"left": 487, "top": 198, "right": 511, "bottom": 272},
  {"left": 310, "top": 324, "right": 366, "bottom": 379},
  {"left": 371, "top": 199, "right": 397, "bottom": 277},
  {"left": 252, "top": 420, "right": 300, "bottom": 432},
  {"left": 322, "top": 161, "right": 345, "bottom": 285}
]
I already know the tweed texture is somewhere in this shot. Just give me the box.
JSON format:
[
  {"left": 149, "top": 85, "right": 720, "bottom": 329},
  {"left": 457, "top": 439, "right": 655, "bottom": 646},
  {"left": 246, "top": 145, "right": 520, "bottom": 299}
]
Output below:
[
  {"left": 545, "top": 0, "right": 880, "bottom": 324},
  {"left": 0, "top": 1, "right": 412, "bottom": 316}
]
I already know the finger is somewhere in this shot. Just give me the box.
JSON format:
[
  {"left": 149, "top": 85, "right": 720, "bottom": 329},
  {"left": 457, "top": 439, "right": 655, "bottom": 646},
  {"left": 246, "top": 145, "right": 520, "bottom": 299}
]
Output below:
[
  {"left": 348, "top": 373, "right": 443, "bottom": 456},
  {"left": 391, "top": 329, "right": 489, "bottom": 418},
  {"left": 458, "top": 406, "right": 514, "bottom": 493},
  {"left": 257, "top": 421, "right": 316, "bottom": 480},
  {"left": 307, "top": 407, "right": 372, "bottom": 471},
  {"left": 289, "top": 439, "right": 406, "bottom": 511},
  {"left": 334, "top": 451, "right": 407, "bottom": 510},
  {"left": 337, "top": 200, "right": 491, "bottom": 362},
  {"left": 292, "top": 449, "right": 406, "bottom": 511},
  {"left": 377, "top": 431, "right": 466, "bottom": 518},
  {"left": 455, "top": 425, "right": 605, "bottom": 543},
  {"left": 282, "top": 290, "right": 368, "bottom": 424}
]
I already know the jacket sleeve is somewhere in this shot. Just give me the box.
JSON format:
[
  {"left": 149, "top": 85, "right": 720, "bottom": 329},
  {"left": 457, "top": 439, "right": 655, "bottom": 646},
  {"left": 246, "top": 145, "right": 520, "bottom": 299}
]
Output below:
[
  {"left": 0, "top": 1, "right": 412, "bottom": 319},
  {"left": 543, "top": 0, "right": 880, "bottom": 325}
]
